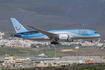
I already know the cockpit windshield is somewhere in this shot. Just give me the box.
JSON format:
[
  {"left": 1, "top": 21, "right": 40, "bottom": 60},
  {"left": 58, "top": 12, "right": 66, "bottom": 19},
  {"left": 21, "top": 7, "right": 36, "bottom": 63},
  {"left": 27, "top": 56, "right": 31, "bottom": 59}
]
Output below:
[{"left": 94, "top": 32, "right": 98, "bottom": 33}]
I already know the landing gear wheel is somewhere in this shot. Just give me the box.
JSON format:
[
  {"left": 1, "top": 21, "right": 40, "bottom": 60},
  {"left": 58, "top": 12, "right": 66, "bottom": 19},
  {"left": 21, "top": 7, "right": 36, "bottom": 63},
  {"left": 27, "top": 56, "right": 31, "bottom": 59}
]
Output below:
[
  {"left": 51, "top": 41, "right": 59, "bottom": 45},
  {"left": 51, "top": 42, "right": 54, "bottom": 44}
]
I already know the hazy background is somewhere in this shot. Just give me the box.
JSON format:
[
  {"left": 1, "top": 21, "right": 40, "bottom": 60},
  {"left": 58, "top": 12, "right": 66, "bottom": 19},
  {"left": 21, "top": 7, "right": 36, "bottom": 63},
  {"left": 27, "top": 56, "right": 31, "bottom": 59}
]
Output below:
[{"left": 0, "top": 0, "right": 105, "bottom": 38}]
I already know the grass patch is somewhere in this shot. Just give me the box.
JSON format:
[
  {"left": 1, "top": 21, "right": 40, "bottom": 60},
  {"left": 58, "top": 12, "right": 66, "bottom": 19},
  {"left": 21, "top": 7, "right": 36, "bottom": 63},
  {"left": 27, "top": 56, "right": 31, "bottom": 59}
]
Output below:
[
  {"left": 0, "top": 47, "right": 34, "bottom": 56},
  {"left": 73, "top": 64, "right": 103, "bottom": 70},
  {"left": 41, "top": 48, "right": 60, "bottom": 57}
]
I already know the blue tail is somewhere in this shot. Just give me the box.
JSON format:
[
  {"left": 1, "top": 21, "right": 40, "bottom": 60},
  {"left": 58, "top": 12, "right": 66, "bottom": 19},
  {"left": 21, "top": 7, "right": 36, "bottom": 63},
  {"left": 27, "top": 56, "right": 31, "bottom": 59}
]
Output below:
[{"left": 10, "top": 18, "right": 27, "bottom": 33}]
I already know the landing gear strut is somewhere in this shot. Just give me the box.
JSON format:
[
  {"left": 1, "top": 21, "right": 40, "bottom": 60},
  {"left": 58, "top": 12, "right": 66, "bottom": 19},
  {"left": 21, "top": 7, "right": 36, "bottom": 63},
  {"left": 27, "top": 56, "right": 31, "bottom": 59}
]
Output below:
[{"left": 51, "top": 37, "right": 59, "bottom": 45}]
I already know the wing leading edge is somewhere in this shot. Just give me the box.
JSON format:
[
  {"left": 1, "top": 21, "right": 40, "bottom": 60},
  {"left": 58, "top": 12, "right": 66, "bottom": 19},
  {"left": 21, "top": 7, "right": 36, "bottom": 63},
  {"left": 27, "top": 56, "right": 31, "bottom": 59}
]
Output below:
[{"left": 27, "top": 25, "right": 58, "bottom": 39}]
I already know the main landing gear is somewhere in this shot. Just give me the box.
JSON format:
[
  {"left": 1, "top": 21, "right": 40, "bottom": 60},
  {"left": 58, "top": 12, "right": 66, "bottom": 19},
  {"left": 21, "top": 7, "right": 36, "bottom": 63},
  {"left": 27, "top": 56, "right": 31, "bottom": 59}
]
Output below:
[
  {"left": 51, "top": 37, "right": 59, "bottom": 45},
  {"left": 51, "top": 41, "right": 59, "bottom": 45}
]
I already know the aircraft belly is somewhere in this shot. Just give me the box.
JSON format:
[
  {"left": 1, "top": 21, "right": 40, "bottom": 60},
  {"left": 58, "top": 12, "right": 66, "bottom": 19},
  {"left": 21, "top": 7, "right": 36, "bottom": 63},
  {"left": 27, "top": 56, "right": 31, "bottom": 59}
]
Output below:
[{"left": 71, "top": 35, "right": 100, "bottom": 39}]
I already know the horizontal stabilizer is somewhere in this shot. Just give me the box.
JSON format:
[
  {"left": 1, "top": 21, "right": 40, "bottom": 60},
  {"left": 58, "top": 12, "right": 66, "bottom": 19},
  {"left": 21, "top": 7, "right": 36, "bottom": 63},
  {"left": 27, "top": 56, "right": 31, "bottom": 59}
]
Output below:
[{"left": 9, "top": 33, "right": 22, "bottom": 36}]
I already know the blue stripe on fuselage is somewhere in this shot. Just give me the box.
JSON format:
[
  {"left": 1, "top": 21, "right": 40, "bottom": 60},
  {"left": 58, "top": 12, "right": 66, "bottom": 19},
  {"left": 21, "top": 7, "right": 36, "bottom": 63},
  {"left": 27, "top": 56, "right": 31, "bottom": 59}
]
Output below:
[{"left": 22, "top": 33, "right": 45, "bottom": 38}]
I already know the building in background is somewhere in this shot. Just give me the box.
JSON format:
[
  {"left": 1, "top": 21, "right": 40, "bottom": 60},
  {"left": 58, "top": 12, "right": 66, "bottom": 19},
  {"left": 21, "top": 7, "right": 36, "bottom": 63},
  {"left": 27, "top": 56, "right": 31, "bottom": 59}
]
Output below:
[
  {"left": 4, "top": 57, "right": 16, "bottom": 64},
  {"left": 0, "top": 32, "right": 4, "bottom": 39}
]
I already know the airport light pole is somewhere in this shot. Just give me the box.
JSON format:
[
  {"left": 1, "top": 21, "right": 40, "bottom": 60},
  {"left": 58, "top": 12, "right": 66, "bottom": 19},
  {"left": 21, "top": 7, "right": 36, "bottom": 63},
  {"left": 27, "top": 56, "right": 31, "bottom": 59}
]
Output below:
[
  {"left": 55, "top": 46, "right": 56, "bottom": 57},
  {"left": 53, "top": 45, "right": 56, "bottom": 57}
]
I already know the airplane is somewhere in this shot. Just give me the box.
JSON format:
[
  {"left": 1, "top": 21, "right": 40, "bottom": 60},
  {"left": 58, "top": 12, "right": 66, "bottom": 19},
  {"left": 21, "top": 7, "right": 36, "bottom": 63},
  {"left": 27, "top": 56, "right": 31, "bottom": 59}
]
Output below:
[{"left": 10, "top": 18, "right": 100, "bottom": 45}]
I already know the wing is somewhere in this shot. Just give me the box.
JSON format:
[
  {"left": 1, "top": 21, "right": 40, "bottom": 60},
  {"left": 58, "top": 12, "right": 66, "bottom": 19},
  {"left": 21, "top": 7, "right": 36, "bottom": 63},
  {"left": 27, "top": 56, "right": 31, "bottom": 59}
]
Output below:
[{"left": 27, "top": 25, "right": 58, "bottom": 39}]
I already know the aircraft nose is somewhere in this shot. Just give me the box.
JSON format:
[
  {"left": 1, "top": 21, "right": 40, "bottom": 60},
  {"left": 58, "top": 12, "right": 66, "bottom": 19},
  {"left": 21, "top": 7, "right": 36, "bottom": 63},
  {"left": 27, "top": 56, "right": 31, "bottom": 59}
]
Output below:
[{"left": 97, "top": 34, "right": 100, "bottom": 37}]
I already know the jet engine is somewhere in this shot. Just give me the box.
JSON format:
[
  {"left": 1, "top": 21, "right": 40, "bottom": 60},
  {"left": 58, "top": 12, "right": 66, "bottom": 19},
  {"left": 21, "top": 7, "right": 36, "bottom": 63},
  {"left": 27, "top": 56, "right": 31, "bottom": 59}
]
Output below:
[
  {"left": 59, "top": 34, "right": 73, "bottom": 42},
  {"left": 59, "top": 34, "right": 69, "bottom": 40}
]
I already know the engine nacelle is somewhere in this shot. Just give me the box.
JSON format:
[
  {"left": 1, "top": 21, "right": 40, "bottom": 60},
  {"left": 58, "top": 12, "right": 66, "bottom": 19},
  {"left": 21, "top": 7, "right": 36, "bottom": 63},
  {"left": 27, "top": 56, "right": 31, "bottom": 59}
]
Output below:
[
  {"left": 59, "top": 34, "right": 69, "bottom": 40},
  {"left": 59, "top": 34, "right": 73, "bottom": 42}
]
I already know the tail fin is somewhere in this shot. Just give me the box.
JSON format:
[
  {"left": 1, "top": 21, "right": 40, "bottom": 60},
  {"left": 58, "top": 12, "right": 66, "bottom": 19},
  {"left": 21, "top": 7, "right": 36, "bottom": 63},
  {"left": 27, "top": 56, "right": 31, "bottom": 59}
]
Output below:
[{"left": 10, "top": 18, "right": 28, "bottom": 33}]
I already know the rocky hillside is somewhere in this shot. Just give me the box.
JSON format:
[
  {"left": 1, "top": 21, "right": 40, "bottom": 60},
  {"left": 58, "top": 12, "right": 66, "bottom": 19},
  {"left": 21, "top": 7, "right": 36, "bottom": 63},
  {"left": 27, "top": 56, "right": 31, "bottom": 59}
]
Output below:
[
  {"left": 0, "top": 0, "right": 105, "bottom": 38},
  {"left": 0, "top": 0, "right": 82, "bottom": 38}
]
